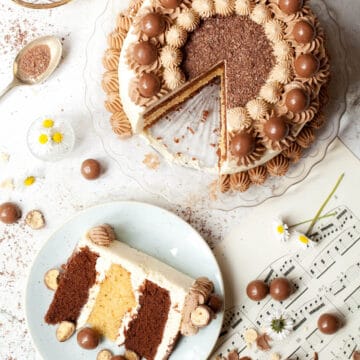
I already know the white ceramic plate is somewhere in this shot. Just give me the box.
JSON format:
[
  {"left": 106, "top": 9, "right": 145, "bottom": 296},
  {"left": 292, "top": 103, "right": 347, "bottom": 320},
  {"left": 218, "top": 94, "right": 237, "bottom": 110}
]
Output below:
[{"left": 25, "top": 201, "right": 224, "bottom": 360}]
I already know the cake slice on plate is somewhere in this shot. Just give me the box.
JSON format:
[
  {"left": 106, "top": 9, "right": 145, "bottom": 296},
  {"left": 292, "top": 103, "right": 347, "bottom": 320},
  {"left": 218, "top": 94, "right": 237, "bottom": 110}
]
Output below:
[{"left": 45, "top": 224, "right": 220, "bottom": 360}]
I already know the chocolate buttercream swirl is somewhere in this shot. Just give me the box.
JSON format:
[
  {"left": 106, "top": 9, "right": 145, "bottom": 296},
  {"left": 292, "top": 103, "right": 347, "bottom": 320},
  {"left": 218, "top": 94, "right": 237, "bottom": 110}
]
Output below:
[
  {"left": 152, "top": 0, "right": 192, "bottom": 17},
  {"left": 269, "top": 60, "right": 294, "bottom": 84},
  {"left": 87, "top": 224, "right": 116, "bottom": 247},
  {"left": 111, "top": 111, "right": 133, "bottom": 137},
  {"left": 266, "top": 153, "right": 290, "bottom": 176},
  {"left": 273, "top": 40, "right": 294, "bottom": 62},
  {"left": 132, "top": 6, "right": 173, "bottom": 44},
  {"left": 309, "top": 111, "right": 326, "bottom": 129},
  {"left": 248, "top": 165, "right": 268, "bottom": 185},
  {"left": 176, "top": 8, "right": 200, "bottom": 31},
  {"left": 129, "top": 75, "right": 169, "bottom": 107},
  {"left": 107, "top": 29, "right": 126, "bottom": 50},
  {"left": 192, "top": 0, "right": 215, "bottom": 18},
  {"left": 250, "top": 3, "right": 271, "bottom": 24},
  {"left": 268, "top": 1, "right": 311, "bottom": 22},
  {"left": 230, "top": 171, "right": 251, "bottom": 192},
  {"left": 126, "top": 40, "right": 162, "bottom": 73},
  {"left": 296, "top": 125, "right": 315, "bottom": 148},
  {"left": 127, "top": 0, "right": 144, "bottom": 18},
  {"left": 102, "top": 48, "right": 120, "bottom": 71},
  {"left": 282, "top": 141, "right": 302, "bottom": 162},
  {"left": 102, "top": 71, "right": 119, "bottom": 93},
  {"left": 227, "top": 107, "right": 252, "bottom": 131},
  {"left": 264, "top": 19, "right": 286, "bottom": 42},
  {"left": 105, "top": 92, "right": 123, "bottom": 113},
  {"left": 260, "top": 81, "right": 283, "bottom": 104},
  {"left": 256, "top": 110, "right": 295, "bottom": 151},
  {"left": 180, "top": 277, "right": 214, "bottom": 336},
  {"left": 163, "top": 67, "right": 186, "bottom": 89},
  {"left": 246, "top": 98, "right": 269, "bottom": 121},
  {"left": 166, "top": 25, "right": 188, "bottom": 47},
  {"left": 228, "top": 130, "right": 267, "bottom": 166},
  {"left": 219, "top": 174, "right": 231, "bottom": 193},
  {"left": 279, "top": 81, "right": 319, "bottom": 124},
  {"left": 117, "top": 11, "right": 133, "bottom": 31}
]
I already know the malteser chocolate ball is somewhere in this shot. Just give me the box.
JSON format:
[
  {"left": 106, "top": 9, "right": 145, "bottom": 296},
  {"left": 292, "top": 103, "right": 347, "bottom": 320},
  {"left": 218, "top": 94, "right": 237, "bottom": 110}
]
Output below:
[
  {"left": 285, "top": 88, "right": 309, "bottom": 113},
  {"left": 246, "top": 280, "right": 269, "bottom": 301},
  {"left": 230, "top": 132, "right": 255, "bottom": 158},
  {"left": 77, "top": 327, "right": 100, "bottom": 349},
  {"left": 140, "top": 13, "right": 166, "bottom": 37},
  {"left": 0, "top": 202, "right": 21, "bottom": 224},
  {"left": 269, "top": 277, "right": 292, "bottom": 301},
  {"left": 295, "top": 54, "right": 319, "bottom": 78},
  {"left": 293, "top": 21, "right": 316, "bottom": 44},
  {"left": 138, "top": 73, "right": 161, "bottom": 98},
  {"left": 81, "top": 159, "right": 101, "bottom": 180},
  {"left": 264, "top": 116, "right": 289, "bottom": 141},
  {"left": 160, "top": 0, "right": 181, "bottom": 9},
  {"left": 133, "top": 42, "right": 158, "bottom": 65},
  {"left": 278, "top": 0, "right": 303, "bottom": 15},
  {"left": 317, "top": 313, "right": 341, "bottom": 335}
]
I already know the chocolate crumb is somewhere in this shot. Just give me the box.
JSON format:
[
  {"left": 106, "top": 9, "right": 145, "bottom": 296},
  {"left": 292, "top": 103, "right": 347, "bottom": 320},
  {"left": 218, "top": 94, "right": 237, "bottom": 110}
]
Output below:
[
  {"left": 353, "top": 351, "right": 360, "bottom": 360},
  {"left": 256, "top": 333, "right": 271, "bottom": 351}
]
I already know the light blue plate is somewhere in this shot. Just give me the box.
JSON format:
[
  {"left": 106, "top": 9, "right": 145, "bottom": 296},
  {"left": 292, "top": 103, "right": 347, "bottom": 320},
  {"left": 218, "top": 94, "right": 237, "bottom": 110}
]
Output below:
[{"left": 25, "top": 201, "right": 224, "bottom": 360}]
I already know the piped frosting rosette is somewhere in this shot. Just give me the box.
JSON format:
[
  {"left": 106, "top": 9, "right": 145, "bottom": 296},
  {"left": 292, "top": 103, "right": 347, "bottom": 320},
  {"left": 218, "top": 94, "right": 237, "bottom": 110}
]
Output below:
[
  {"left": 278, "top": 81, "right": 319, "bottom": 124},
  {"left": 132, "top": 6, "right": 173, "bottom": 44},
  {"left": 256, "top": 110, "right": 295, "bottom": 151},
  {"left": 268, "top": 0, "right": 311, "bottom": 22},
  {"left": 129, "top": 71, "right": 169, "bottom": 107},
  {"left": 152, "top": 0, "right": 192, "bottom": 17}
]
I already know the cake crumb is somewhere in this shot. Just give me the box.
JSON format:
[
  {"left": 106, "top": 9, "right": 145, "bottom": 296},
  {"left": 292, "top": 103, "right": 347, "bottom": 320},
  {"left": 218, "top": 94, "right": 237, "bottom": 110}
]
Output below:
[
  {"left": 0, "top": 178, "right": 14, "bottom": 190},
  {"left": 256, "top": 333, "right": 271, "bottom": 351},
  {"left": 270, "top": 353, "right": 281, "bottom": 360},
  {"left": 209, "top": 179, "right": 218, "bottom": 201},
  {"left": 143, "top": 153, "right": 160, "bottom": 170},
  {"left": 0, "top": 151, "right": 10, "bottom": 163},
  {"left": 201, "top": 110, "right": 209, "bottom": 123}
]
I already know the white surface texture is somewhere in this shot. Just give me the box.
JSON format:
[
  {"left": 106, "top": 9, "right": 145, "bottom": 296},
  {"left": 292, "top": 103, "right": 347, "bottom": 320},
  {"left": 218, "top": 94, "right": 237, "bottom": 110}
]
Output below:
[{"left": 0, "top": 0, "right": 359, "bottom": 359}]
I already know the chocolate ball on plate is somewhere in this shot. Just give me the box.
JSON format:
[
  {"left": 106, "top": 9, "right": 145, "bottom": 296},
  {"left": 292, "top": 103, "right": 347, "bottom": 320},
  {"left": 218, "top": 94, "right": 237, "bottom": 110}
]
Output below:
[
  {"left": 263, "top": 116, "right": 289, "bottom": 141},
  {"left": 140, "top": 13, "right": 166, "bottom": 37},
  {"left": 133, "top": 41, "right": 158, "bottom": 65},
  {"left": 285, "top": 88, "right": 310, "bottom": 113},
  {"left": 278, "top": 0, "right": 303, "bottom": 15},
  {"left": 246, "top": 280, "right": 269, "bottom": 301},
  {"left": 269, "top": 277, "right": 292, "bottom": 301},
  {"left": 81, "top": 159, "right": 101, "bottom": 180},
  {"left": 230, "top": 132, "right": 255, "bottom": 158},
  {"left": 317, "top": 313, "right": 341, "bottom": 334},
  {"left": 160, "top": 0, "right": 181, "bottom": 9},
  {"left": 294, "top": 54, "right": 319, "bottom": 78},
  {"left": 138, "top": 73, "right": 161, "bottom": 98},
  {"left": 0, "top": 202, "right": 21, "bottom": 224},
  {"left": 77, "top": 327, "right": 100, "bottom": 349},
  {"left": 293, "top": 21, "right": 316, "bottom": 44}
]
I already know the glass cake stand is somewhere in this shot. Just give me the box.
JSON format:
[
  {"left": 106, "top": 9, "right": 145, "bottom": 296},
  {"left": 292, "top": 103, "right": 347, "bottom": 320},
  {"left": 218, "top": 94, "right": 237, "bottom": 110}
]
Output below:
[{"left": 84, "top": 0, "right": 348, "bottom": 210}]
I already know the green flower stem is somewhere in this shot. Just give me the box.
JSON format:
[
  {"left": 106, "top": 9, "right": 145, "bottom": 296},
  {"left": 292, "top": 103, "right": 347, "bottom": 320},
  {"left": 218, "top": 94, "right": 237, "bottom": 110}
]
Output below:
[
  {"left": 289, "top": 212, "right": 337, "bottom": 229},
  {"left": 305, "top": 173, "right": 345, "bottom": 236}
]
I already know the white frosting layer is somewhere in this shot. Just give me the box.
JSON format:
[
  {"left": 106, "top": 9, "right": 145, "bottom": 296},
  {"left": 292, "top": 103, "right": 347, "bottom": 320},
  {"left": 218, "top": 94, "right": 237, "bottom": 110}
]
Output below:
[{"left": 76, "top": 235, "right": 194, "bottom": 360}]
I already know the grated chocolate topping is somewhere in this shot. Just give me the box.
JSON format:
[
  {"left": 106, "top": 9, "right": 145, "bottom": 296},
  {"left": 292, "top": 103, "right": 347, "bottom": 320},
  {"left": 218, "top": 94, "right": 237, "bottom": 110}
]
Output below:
[{"left": 182, "top": 15, "right": 275, "bottom": 108}]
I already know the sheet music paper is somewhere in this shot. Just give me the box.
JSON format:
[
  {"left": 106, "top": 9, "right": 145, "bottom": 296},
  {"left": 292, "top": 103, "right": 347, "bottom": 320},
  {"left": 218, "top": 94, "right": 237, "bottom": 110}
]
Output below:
[{"left": 213, "top": 139, "right": 360, "bottom": 360}]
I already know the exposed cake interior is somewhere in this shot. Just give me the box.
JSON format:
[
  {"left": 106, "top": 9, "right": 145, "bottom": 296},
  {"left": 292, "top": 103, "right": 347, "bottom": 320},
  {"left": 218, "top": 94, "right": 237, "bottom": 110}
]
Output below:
[
  {"left": 125, "top": 280, "right": 171, "bottom": 360},
  {"left": 87, "top": 263, "right": 136, "bottom": 341},
  {"left": 45, "top": 247, "right": 98, "bottom": 324}
]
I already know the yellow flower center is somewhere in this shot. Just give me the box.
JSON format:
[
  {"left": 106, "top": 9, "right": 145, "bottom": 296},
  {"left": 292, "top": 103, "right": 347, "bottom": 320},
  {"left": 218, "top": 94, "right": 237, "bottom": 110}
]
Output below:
[
  {"left": 24, "top": 176, "right": 36, "bottom": 187},
  {"left": 38, "top": 134, "right": 49, "bottom": 144},
  {"left": 299, "top": 235, "right": 309, "bottom": 244},
  {"left": 52, "top": 132, "right": 63, "bottom": 144},
  {"left": 277, "top": 225, "right": 284, "bottom": 234},
  {"left": 42, "top": 119, "right": 54, "bottom": 128}
]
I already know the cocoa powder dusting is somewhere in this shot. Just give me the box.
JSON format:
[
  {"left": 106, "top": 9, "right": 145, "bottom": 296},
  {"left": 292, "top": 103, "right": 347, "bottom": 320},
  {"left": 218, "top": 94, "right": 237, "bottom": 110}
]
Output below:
[
  {"left": 18, "top": 44, "right": 51, "bottom": 78},
  {"left": 183, "top": 16, "right": 275, "bottom": 108}
]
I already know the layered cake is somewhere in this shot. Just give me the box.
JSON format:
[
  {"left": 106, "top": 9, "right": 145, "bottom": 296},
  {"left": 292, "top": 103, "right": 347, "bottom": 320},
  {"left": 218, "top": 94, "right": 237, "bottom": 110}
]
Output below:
[
  {"left": 102, "top": 0, "right": 330, "bottom": 191},
  {"left": 45, "top": 224, "right": 220, "bottom": 359}
]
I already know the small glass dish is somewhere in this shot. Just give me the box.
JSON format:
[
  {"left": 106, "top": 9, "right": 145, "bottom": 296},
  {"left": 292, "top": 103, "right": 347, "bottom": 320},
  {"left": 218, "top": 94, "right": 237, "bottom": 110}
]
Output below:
[
  {"left": 11, "top": 0, "right": 72, "bottom": 9},
  {"left": 27, "top": 116, "right": 75, "bottom": 161}
]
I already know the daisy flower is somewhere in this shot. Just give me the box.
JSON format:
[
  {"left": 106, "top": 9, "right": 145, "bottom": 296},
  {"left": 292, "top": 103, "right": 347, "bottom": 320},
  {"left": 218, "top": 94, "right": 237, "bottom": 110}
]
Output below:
[
  {"left": 293, "top": 231, "right": 317, "bottom": 249},
  {"left": 264, "top": 309, "right": 294, "bottom": 340},
  {"left": 15, "top": 168, "right": 45, "bottom": 192},
  {"left": 27, "top": 117, "right": 75, "bottom": 161},
  {"left": 272, "top": 218, "right": 290, "bottom": 242}
]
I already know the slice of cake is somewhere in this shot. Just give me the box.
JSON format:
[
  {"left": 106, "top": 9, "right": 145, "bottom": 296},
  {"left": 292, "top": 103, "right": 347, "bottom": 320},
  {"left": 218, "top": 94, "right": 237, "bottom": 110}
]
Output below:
[
  {"left": 45, "top": 224, "right": 220, "bottom": 359},
  {"left": 102, "top": 0, "right": 330, "bottom": 191}
]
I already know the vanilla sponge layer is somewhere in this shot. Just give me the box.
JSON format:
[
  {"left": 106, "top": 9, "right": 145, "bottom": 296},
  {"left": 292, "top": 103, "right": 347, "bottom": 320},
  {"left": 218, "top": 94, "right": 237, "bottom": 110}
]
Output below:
[{"left": 76, "top": 236, "right": 194, "bottom": 360}]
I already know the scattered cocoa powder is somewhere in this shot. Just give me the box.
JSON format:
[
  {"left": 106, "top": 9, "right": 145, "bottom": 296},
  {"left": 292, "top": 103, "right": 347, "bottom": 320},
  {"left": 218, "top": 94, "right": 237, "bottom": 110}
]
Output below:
[{"left": 18, "top": 44, "right": 50, "bottom": 78}]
